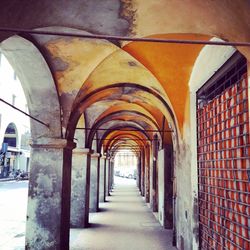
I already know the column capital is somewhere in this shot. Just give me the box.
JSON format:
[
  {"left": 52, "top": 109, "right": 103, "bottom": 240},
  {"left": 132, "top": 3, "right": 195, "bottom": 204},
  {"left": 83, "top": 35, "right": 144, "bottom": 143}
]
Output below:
[
  {"left": 73, "top": 148, "right": 91, "bottom": 155},
  {"left": 91, "top": 152, "right": 100, "bottom": 158},
  {"left": 100, "top": 155, "right": 106, "bottom": 160},
  {"left": 31, "top": 138, "right": 76, "bottom": 150}
]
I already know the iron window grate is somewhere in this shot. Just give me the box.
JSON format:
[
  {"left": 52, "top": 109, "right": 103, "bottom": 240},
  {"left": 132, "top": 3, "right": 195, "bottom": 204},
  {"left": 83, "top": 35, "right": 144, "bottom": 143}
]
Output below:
[{"left": 197, "top": 53, "right": 249, "bottom": 250}]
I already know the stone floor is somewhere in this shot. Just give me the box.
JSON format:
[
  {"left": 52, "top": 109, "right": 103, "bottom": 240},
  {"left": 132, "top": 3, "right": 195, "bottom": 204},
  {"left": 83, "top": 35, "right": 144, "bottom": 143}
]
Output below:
[
  {"left": 70, "top": 177, "right": 176, "bottom": 250},
  {"left": 0, "top": 180, "right": 28, "bottom": 250}
]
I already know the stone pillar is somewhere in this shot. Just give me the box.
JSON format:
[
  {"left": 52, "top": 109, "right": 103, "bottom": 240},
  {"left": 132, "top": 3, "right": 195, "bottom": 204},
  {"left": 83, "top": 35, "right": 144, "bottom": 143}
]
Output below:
[
  {"left": 164, "top": 145, "right": 173, "bottom": 228},
  {"left": 145, "top": 144, "right": 150, "bottom": 203},
  {"left": 70, "top": 148, "right": 90, "bottom": 228},
  {"left": 110, "top": 159, "right": 114, "bottom": 190},
  {"left": 108, "top": 159, "right": 114, "bottom": 192},
  {"left": 89, "top": 153, "right": 100, "bottom": 212},
  {"left": 150, "top": 134, "right": 158, "bottom": 212},
  {"left": 141, "top": 150, "right": 145, "bottom": 196},
  {"left": 106, "top": 158, "right": 110, "bottom": 196},
  {"left": 25, "top": 138, "right": 75, "bottom": 250},
  {"left": 99, "top": 156, "right": 106, "bottom": 202},
  {"left": 137, "top": 154, "right": 141, "bottom": 189}
]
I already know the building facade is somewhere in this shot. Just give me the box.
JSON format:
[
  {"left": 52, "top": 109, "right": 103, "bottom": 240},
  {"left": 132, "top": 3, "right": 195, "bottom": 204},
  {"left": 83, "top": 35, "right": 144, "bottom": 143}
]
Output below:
[{"left": 0, "top": 53, "right": 30, "bottom": 178}]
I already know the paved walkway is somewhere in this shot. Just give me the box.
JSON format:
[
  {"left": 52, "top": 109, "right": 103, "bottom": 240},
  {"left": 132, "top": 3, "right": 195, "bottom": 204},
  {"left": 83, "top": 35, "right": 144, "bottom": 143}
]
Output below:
[{"left": 70, "top": 177, "right": 176, "bottom": 250}]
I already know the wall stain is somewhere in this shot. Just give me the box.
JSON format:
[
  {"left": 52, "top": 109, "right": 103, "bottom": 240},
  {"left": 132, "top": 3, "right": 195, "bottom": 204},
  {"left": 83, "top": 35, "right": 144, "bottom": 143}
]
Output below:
[
  {"left": 192, "top": 196, "right": 199, "bottom": 244},
  {"left": 128, "top": 61, "right": 137, "bottom": 66},
  {"left": 51, "top": 57, "right": 69, "bottom": 72},
  {"left": 120, "top": 0, "right": 137, "bottom": 36}
]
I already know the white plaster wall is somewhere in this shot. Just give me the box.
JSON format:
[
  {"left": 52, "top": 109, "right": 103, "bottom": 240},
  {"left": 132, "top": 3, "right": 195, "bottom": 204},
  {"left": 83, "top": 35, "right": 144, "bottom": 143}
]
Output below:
[
  {"left": 0, "top": 53, "right": 30, "bottom": 170},
  {"left": 189, "top": 37, "right": 236, "bottom": 93}
]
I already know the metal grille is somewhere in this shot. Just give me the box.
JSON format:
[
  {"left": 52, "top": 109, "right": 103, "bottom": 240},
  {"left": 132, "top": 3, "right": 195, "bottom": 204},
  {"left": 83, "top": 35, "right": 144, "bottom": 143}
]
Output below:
[{"left": 197, "top": 55, "right": 249, "bottom": 250}]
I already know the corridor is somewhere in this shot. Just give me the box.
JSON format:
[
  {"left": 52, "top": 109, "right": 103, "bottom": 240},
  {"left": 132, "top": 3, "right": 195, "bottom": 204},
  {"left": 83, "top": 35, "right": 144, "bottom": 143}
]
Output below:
[{"left": 70, "top": 177, "right": 175, "bottom": 250}]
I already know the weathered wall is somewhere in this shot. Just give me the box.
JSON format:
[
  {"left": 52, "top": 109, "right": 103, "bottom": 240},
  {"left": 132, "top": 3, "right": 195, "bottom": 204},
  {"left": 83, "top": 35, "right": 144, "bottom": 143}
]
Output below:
[
  {"left": 0, "top": 0, "right": 135, "bottom": 42},
  {"left": 26, "top": 139, "right": 75, "bottom": 250}
]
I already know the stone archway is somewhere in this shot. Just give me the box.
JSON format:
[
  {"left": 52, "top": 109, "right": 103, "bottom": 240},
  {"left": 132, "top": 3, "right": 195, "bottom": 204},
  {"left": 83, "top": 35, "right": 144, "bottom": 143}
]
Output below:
[{"left": 0, "top": 36, "right": 75, "bottom": 249}]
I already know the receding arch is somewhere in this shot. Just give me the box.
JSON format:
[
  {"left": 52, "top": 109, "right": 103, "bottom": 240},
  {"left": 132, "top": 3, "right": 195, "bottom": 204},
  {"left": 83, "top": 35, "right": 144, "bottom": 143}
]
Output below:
[
  {"left": 67, "top": 83, "right": 178, "bottom": 145},
  {"left": 98, "top": 125, "right": 151, "bottom": 153},
  {"left": 87, "top": 110, "right": 160, "bottom": 148},
  {"left": 100, "top": 132, "right": 148, "bottom": 154}
]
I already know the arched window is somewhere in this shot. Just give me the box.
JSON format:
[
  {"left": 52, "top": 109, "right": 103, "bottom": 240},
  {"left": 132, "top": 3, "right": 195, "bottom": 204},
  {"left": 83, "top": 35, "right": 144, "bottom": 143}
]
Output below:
[{"left": 3, "top": 122, "right": 18, "bottom": 147}]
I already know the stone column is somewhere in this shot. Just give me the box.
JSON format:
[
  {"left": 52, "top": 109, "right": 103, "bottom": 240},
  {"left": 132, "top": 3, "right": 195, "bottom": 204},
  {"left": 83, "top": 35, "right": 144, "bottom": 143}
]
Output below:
[
  {"left": 145, "top": 144, "right": 150, "bottom": 203},
  {"left": 89, "top": 153, "right": 100, "bottom": 212},
  {"left": 25, "top": 138, "right": 75, "bottom": 250},
  {"left": 106, "top": 158, "right": 110, "bottom": 196},
  {"left": 99, "top": 155, "right": 106, "bottom": 202},
  {"left": 150, "top": 134, "right": 158, "bottom": 212},
  {"left": 108, "top": 159, "right": 114, "bottom": 192},
  {"left": 137, "top": 154, "right": 141, "bottom": 189},
  {"left": 70, "top": 148, "right": 90, "bottom": 228},
  {"left": 110, "top": 159, "right": 114, "bottom": 190},
  {"left": 141, "top": 150, "right": 145, "bottom": 196},
  {"left": 164, "top": 145, "right": 173, "bottom": 228}
]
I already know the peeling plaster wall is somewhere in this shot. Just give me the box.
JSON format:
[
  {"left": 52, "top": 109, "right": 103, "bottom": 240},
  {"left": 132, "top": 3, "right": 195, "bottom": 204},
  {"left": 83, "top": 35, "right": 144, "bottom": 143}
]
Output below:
[
  {"left": 26, "top": 146, "right": 64, "bottom": 249},
  {"left": 39, "top": 30, "right": 118, "bottom": 131},
  {"left": 0, "top": 0, "right": 136, "bottom": 41}
]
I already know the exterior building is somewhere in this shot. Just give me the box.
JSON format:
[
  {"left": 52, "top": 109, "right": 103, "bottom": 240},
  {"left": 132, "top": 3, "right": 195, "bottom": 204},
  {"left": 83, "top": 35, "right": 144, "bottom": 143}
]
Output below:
[
  {"left": 0, "top": 53, "right": 30, "bottom": 178},
  {"left": 114, "top": 150, "right": 137, "bottom": 177}
]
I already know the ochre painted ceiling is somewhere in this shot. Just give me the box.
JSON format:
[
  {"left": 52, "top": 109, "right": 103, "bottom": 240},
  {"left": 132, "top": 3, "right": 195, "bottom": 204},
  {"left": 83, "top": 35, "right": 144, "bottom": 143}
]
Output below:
[{"left": 123, "top": 34, "right": 211, "bottom": 129}]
